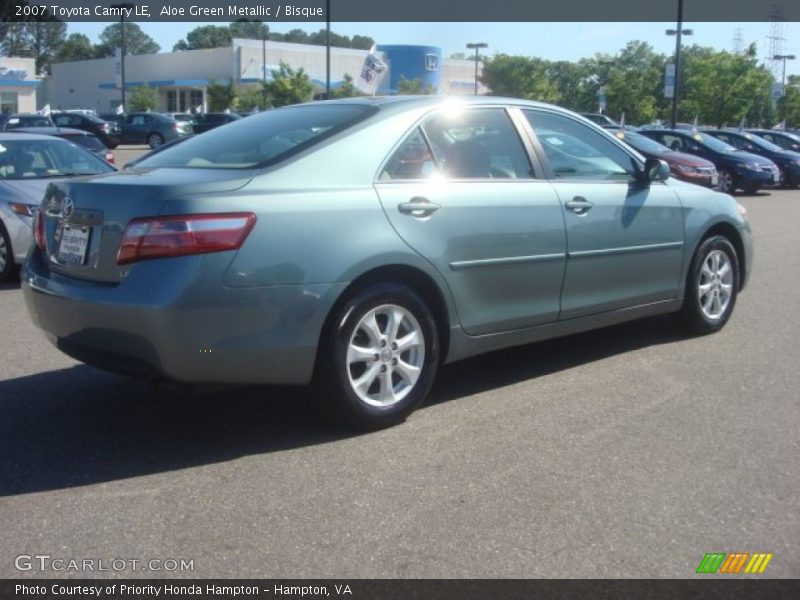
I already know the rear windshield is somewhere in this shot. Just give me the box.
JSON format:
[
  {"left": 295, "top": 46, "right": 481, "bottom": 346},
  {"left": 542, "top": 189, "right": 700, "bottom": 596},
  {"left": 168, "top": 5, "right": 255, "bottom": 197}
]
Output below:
[
  {"left": 135, "top": 104, "right": 376, "bottom": 169},
  {"left": 65, "top": 134, "right": 106, "bottom": 152}
]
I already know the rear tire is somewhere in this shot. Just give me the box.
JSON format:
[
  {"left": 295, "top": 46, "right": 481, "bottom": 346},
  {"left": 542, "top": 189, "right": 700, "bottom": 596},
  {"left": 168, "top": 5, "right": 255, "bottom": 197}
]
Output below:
[
  {"left": 315, "top": 283, "right": 440, "bottom": 430},
  {"left": 147, "top": 132, "right": 164, "bottom": 149},
  {"left": 0, "top": 221, "right": 17, "bottom": 282},
  {"left": 679, "top": 235, "right": 739, "bottom": 335}
]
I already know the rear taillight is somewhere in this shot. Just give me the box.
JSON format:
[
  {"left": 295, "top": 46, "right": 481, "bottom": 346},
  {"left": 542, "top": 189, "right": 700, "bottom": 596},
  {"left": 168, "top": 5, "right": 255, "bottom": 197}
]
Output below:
[
  {"left": 106, "top": 152, "right": 115, "bottom": 164},
  {"left": 117, "top": 213, "right": 256, "bottom": 265},
  {"left": 34, "top": 209, "right": 46, "bottom": 252}
]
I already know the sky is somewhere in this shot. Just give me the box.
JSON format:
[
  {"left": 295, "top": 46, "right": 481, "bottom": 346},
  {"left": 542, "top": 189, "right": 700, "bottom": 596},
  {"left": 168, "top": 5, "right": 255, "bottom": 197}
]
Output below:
[{"left": 67, "top": 21, "right": 800, "bottom": 78}]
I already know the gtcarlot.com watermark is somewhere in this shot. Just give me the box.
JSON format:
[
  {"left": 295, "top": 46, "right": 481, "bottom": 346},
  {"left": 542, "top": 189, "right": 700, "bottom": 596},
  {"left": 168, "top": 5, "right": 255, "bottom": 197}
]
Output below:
[{"left": 15, "top": 554, "right": 194, "bottom": 573}]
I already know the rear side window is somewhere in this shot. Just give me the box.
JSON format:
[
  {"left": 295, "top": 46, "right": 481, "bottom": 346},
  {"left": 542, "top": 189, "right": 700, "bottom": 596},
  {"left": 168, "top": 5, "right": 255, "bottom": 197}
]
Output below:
[{"left": 135, "top": 104, "right": 376, "bottom": 169}]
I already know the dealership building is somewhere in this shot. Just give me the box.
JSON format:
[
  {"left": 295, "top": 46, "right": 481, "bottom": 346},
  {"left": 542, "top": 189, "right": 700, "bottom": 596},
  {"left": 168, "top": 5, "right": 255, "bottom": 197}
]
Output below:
[
  {"left": 0, "top": 57, "right": 41, "bottom": 114},
  {"left": 39, "top": 39, "right": 485, "bottom": 112}
]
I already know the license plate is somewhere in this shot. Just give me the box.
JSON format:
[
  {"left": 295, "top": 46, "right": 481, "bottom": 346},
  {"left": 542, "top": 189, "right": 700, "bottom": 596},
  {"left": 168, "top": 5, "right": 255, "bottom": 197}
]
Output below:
[
  {"left": 56, "top": 225, "right": 90, "bottom": 265},
  {"left": 711, "top": 174, "right": 719, "bottom": 186}
]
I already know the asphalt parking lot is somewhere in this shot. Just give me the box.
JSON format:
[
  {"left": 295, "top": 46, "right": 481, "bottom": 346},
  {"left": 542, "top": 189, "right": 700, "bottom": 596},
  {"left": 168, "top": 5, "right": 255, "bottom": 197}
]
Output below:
[{"left": 0, "top": 187, "right": 798, "bottom": 579}]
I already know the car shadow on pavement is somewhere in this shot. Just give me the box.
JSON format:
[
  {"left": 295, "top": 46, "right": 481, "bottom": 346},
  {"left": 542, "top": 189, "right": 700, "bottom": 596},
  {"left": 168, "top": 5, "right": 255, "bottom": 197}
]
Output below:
[{"left": 0, "top": 314, "right": 687, "bottom": 496}]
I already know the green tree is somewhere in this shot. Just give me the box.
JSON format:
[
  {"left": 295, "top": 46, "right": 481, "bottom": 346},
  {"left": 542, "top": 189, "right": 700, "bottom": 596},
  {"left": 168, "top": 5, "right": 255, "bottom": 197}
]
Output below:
[
  {"left": 396, "top": 76, "right": 435, "bottom": 95},
  {"left": 237, "top": 85, "right": 267, "bottom": 112},
  {"left": 229, "top": 20, "right": 269, "bottom": 40},
  {"left": 262, "top": 62, "right": 314, "bottom": 107},
  {"left": 681, "top": 47, "right": 773, "bottom": 127},
  {"left": 95, "top": 22, "right": 159, "bottom": 57},
  {"left": 173, "top": 25, "right": 230, "bottom": 51},
  {"left": 777, "top": 75, "right": 800, "bottom": 128},
  {"left": 480, "top": 54, "right": 560, "bottom": 103},
  {"left": 206, "top": 81, "right": 238, "bottom": 111},
  {"left": 331, "top": 74, "right": 358, "bottom": 99},
  {"left": 54, "top": 33, "right": 95, "bottom": 63},
  {"left": 602, "top": 41, "right": 665, "bottom": 124},
  {"left": 350, "top": 35, "right": 375, "bottom": 50},
  {"left": 0, "top": 21, "right": 67, "bottom": 74},
  {"left": 128, "top": 85, "right": 158, "bottom": 111}
]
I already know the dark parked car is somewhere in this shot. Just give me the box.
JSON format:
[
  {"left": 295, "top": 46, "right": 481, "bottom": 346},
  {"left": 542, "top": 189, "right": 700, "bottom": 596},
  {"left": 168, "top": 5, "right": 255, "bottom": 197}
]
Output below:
[
  {"left": 22, "top": 97, "right": 752, "bottom": 429},
  {"left": 119, "top": 112, "right": 193, "bottom": 148},
  {"left": 610, "top": 128, "right": 718, "bottom": 188},
  {"left": 193, "top": 112, "right": 242, "bottom": 134},
  {"left": 1, "top": 113, "right": 55, "bottom": 130},
  {"left": 5, "top": 126, "right": 115, "bottom": 165},
  {"left": 579, "top": 113, "right": 618, "bottom": 127},
  {"left": 640, "top": 128, "right": 780, "bottom": 194},
  {"left": 747, "top": 129, "right": 800, "bottom": 153},
  {"left": 51, "top": 111, "right": 120, "bottom": 149},
  {"left": 702, "top": 129, "right": 800, "bottom": 188}
]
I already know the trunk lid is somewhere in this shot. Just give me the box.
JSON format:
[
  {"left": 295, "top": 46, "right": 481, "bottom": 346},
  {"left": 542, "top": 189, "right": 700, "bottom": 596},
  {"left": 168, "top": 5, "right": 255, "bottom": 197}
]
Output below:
[{"left": 41, "top": 167, "right": 256, "bottom": 283}]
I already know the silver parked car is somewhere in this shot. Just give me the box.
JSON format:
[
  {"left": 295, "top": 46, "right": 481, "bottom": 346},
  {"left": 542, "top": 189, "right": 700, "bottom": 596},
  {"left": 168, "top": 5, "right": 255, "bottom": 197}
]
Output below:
[
  {"left": 22, "top": 97, "right": 752, "bottom": 428},
  {"left": 0, "top": 133, "right": 115, "bottom": 281}
]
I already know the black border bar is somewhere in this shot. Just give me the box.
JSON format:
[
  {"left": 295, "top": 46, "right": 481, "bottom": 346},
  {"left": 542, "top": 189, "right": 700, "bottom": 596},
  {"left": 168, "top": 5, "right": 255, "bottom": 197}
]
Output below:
[{"left": 2, "top": 0, "right": 800, "bottom": 23}]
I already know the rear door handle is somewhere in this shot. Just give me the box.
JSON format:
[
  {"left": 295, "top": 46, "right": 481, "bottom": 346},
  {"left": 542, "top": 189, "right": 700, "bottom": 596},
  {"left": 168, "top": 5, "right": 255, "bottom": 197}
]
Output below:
[
  {"left": 565, "top": 197, "right": 594, "bottom": 214},
  {"left": 398, "top": 197, "right": 441, "bottom": 217}
]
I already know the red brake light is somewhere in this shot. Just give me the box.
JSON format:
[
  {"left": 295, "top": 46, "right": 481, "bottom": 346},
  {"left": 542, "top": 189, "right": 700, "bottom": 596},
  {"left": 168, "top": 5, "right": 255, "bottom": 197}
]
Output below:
[
  {"left": 34, "top": 209, "right": 46, "bottom": 252},
  {"left": 106, "top": 152, "right": 115, "bottom": 164},
  {"left": 117, "top": 213, "right": 256, "bottom": 265}
]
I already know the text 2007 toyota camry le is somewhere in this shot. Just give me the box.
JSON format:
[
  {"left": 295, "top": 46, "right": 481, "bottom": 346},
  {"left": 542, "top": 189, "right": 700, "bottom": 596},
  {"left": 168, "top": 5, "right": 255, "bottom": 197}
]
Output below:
[{"left": 23, "top": 97, "right": 752, "bottom": 429}]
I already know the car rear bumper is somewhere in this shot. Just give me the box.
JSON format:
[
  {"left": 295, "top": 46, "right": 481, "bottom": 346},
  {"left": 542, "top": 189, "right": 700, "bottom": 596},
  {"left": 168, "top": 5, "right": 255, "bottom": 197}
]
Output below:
[{"left": 22, "top": 249, "right": 346, "bottom": 385}]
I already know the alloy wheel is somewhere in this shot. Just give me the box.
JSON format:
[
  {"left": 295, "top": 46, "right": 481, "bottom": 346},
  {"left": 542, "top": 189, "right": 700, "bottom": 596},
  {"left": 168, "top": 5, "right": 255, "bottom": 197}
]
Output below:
[
  {"left": 346, "top": 304, "right": 425, "bottom": 407},
  {"left": 698, "top": 249, "right": 734, "bottom": 320},
  {"left": 718, "top": 170, "right": 734, "bottom": 194},
  {"left": 0, "top": 234, "right": 6, "bottom": 272}
]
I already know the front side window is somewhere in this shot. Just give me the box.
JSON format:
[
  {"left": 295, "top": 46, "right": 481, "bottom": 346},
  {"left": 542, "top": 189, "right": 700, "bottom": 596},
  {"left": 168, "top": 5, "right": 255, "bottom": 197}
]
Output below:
[{"left": 525, "top": 110, "right": 637, "bottom": 181}]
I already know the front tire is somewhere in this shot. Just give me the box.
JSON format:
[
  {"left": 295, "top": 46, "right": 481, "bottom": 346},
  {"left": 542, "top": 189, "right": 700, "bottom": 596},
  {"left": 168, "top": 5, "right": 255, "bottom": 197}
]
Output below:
[
  {"left": 679, "top": 235, "right": 739, "bottom": 334},
  {"left": 315, "top": 283, "right": 440, "bottom": 430},
  {"left": 717, "top": 169, "right": 735, "bottom": 194},
  {"left": 0, "top": 221, "right": 16, "bottom": 282}
]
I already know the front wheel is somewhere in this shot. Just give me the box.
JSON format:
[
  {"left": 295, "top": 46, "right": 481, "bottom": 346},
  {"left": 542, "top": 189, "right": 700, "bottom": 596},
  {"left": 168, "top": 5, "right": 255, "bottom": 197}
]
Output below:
[
  {"left": 717, "top": 169, "right": 735, "bottom": 194},
  {"left": 0, "top": 221, "right": 16, "bottom": 282},
  {"left": 147, "top": 132, "right": 164, "bottom": 149},
  {"left": 679, "top": 235, "right": 739, "bottom": 335},
  {"left": 315, "top": 283, "right": 440, "bottom": 430}
]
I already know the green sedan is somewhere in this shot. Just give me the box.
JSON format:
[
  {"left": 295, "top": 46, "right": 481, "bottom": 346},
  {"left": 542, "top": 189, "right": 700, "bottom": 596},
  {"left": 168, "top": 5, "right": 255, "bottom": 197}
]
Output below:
[{"left": 23, "top": 97, "right": 752, "bottom": 429}]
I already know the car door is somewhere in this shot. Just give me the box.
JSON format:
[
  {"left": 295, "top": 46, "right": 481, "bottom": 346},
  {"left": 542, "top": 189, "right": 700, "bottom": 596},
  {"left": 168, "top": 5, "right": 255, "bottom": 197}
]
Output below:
[
  {"left": 375, "top": 106, "right": 567, "bottom": 336},
  {"left": 522, "top": 110, "right": 685, "bottom": 320},
  {"left": 124, "top": 114, "right": 148, "bottom": 143}
]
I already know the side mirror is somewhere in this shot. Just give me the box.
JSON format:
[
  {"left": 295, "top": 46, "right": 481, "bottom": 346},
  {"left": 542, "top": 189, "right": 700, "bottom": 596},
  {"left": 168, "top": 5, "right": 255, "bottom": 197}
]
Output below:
[{"left": 642, "top": 158, "right": 670, "bottom": 183}]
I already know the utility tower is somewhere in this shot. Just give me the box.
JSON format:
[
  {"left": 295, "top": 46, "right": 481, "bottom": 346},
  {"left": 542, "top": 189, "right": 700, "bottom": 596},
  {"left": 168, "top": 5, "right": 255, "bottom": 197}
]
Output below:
[{"left": 766, "top": 4, "right": 786, "bottom": 78}]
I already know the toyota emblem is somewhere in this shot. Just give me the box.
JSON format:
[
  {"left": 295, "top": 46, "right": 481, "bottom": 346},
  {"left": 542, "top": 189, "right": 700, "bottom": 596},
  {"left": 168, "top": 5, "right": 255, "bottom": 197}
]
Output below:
[{"left": 61, "top": 197, "right": 75, "bottom": 220}]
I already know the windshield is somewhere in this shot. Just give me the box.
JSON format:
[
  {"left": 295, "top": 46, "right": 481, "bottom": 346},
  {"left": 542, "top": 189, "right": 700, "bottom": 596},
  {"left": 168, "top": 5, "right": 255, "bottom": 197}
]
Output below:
[
  {"left": 692, "top": 132, "right": 737, "bottom": 153},
  {"left": 135, "top": 103, "right": 376, "bottom": 169},
  {"left": 619, "top": 131, "right": 670, "bottom": 154},
  {"left": 5, "top": 116, "right": 53, "bottom": 129},
  {"left": 739, "top": 133, "right": 783, "bottom": 152},
  {"left": 65, "top": 135, "right": 106, "bottom": 153},
  {"left": 0, "top": 138, "right": 114, "bottom": 179}
]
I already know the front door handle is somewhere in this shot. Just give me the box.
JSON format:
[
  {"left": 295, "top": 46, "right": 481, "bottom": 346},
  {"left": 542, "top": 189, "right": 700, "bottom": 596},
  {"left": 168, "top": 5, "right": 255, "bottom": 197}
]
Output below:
[
  {"left": 565, "top": 197, "right": 594, "bottom": 215},
  {"left": 398, "top": 197, "right": 441, "bottom": 217}
]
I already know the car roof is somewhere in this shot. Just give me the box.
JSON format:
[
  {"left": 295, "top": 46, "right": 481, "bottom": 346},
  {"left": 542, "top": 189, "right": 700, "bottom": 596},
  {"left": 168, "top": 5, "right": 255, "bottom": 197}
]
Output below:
[{"left": 0, "top": 131, "right": 72, "bottom": 141}]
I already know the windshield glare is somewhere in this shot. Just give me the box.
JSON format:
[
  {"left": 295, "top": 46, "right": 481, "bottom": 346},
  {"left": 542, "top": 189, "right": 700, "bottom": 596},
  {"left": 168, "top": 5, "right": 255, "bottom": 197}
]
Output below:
[
  {"left": 621, "top": 132, "right": 670, "bottom": 154},
  {"left": 134, "top": 104, "right": 375, "bottom": 169},
  {"left": 0, "top": 138, "right": 114, "bottom": 179},
  {"left": 740, "top": 133, "right": 783, "bottom": 152},
  {"left": 694, "top": 133, "right": 737, "bottom": 153}
]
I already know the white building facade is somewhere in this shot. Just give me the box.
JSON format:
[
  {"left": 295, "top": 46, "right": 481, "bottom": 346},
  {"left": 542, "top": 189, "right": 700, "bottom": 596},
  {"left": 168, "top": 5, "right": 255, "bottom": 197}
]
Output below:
[
  {"left": 0, "top": 57, "right": 41, "bottom": 114},
  {"left": 39, "top": 39, "right": 485, "bottom": 112}
]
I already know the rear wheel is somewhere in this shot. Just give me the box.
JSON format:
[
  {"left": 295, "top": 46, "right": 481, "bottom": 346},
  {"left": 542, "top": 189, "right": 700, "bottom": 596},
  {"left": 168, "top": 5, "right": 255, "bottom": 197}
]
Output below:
[
  {"left": 315, "top": 283, "right": 439, "bottom": 430},
  {"left": 0, "top": 221, "right": 16, "bottom": 282},
  {"left": 717, "top": 169, "right": 735, "bottom": 194},
  {"left": 147, "top": 132, "right": 164, "bottom": 149},
  {"left": 679, "top": 235, "right": 739, "bottom": 334}
]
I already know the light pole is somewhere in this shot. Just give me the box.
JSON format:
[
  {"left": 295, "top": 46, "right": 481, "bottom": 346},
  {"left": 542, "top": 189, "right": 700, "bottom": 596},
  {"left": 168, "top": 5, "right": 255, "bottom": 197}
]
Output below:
[
  {"left": 666, "top": 0, "right": 693, "bottom": 129},
  {"left": 774, "top": 54, "right": 796, "bottom": 96},
  {"left": 325, "top": 0, "right": 331, "bottom": 99},
  {"left": 466, "top": 42, "right": 488, "bottom": 96},
  {"left": 110, "top": 3, "right": 135, "bottom": 113}
]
